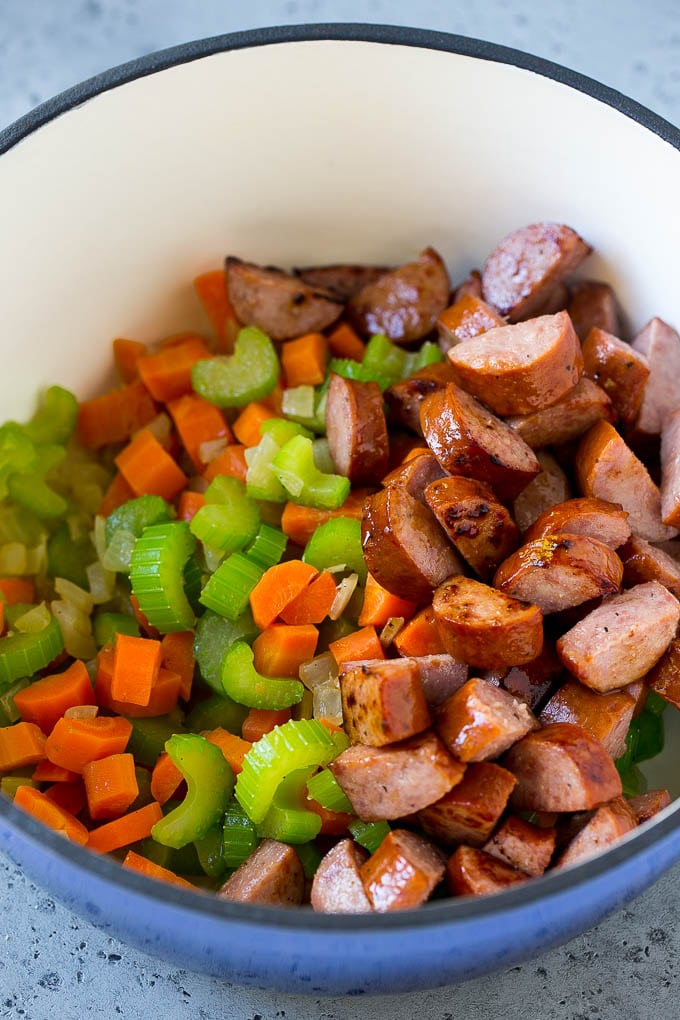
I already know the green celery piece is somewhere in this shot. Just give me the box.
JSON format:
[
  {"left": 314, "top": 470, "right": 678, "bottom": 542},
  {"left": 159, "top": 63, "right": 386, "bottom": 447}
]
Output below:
[
  {"left": 125, "top": 711, "right": 186, "bottom": 769},
  {"left": 129, "top": 766, "right": 154, "bottom": 811},
  {"left": 6, "top": 474, "right": 68, "bottom": 520},
  {"left": 306, "top": 767, "right": 354, "bottom": 813},
  {"left": 245, "top": 433, "right": 288, "bottom": 503},
  {"left": 272, "top": 435, "right": 349, "bottom": 510},
  {"left": 151, "top": 733, "right": 234, "bottom": 849},
  {"left": 327, "top": 358, "right": 364, "bottom": 381},
  {"left": 93, "top": 611, "right": 141, "bottom": 648},
  {"left": 0, "top": 615, "right": 64, "bottom": 693},
  {"left": 22, "top": 386, "right": 79, "bottom": 445},
  {"left": 190, "top": 478, "right": 260, "bottom": 553},
  {"left": 295, "top": 841, "right": 323, "bottom": 878},
  {"left": 633, "top": 710, "right": 664, "bottom": 764},
  {"left": 303, "top": 516, "right": 367, "bottom": 583},
  {"left": 194, "top": 823, "right": 230, "bottom": 878},
  {"left": 259, "top": 418, "right": 313, "bottom": 446},
  {"left": 191, "top": 326, "right": 279, "bottom": 408},
  {"left": 104, "top": 495, "right": 174, "bottom": 546},
  {"left": 130, "top": 521, "right": 196, "bottom": 633},
  {"left": 0, "top": 676, "right": 32, "bottom": 725},
  {"left": 134, "top": 832, "right": 202, "bottom": 875},
  {"left": 281, "top": 384, "right": 328, "bottom": 435},
  {"left": 245, "top": 524, "right": 287, "bottom": 570},
  {"left": 361, "top": 334, "right": 407, "bottom": 389},
  {"left": 221, "top": 641, "right": 304, "bottom": 710},
  {"left": 1, "top": 776, "right": 37, "bottom": 799},
  {"left": 193, "top": 608, "right": 258, "bottom": 694},
  {"left": 619, "top": 765, "right": 647, "bottom": 798},
  {"left": 222, "top": 798, "right": 259, "bottom": 868},
  {"left": 404, "top": 340, "right": 444, "bottom": 374},
  {"left": 47, "top": 523, "right": 92, "bottom": 589},
  {"left": 645, "top": 690, "right": 668, "bottom": 716},
  {"left": 0, "top": 424, "right": 37, "bottom": 501},
  {"left": 316, "top": 616, "right": 357, "bottom": 653},
  {"left": 199, "top": 553, "right": 263, "bottom": 620},
  {"left": 185, "top": 692, "right": 249, "bottom": 735},
  {"left": 349, "top": 818, "right": 391, "bottom": 854},
  {"left": 256, "top": 766, "right": 321, "bottom": 843}
]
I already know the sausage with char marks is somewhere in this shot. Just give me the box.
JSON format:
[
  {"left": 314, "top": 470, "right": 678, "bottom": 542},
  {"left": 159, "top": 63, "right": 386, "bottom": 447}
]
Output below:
[
  {"left": 435, "top": 677, "right": 537, "bottom": 762},
  {"left": 340, "top": 658, "right": 431, "bottom": 747},
  {"left": 619, "top": 534, "right": 680, "bottom": 597},
  {"left": 539, "top": 680, "right": 636, "bottom": 759},
  {"left": 447, "top": 846, "right": 528, "bottom": 895},
  {"left": 523, "top": 497, "right": 630, "bottom": 549},
  {"left": 325, "top": 374, "right": 389, "bottom": 485},
  {"left": 295, "top": 263, "right": 390, "bottom": 301},
  {"left": 582, "top": 326, "right": 649, "bottom": 424},
  {"left": 384, "top": 362, "right": 457, "bottom": 435},
  {"left": 483, "top": 816, "right": 556, "bottom": 876},
  {"left": 418, "top": 761, "right": 517, "bottom": 847},
  {"left": 660, "top": 407, "right": 680, "bottom": 528},
  {"left": 513, "top": 451, "right": 571, "bottom": 532},
  {"left": 506, "top": 377, "right": 612, "bottom": 448},
  {"left": 436, "top": 293, "right": 505, "bottom": 351}
]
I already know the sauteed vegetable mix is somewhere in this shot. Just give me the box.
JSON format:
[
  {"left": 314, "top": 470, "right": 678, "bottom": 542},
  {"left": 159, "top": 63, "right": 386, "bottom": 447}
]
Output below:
[{"left": 1, "top": 222, "right": 680, "bottom": 912}]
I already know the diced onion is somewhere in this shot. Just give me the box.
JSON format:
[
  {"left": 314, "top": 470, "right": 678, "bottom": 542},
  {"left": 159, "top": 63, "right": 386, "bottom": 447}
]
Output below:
[
  {"left": 102, "top": 528, "right": 137, "bottom": 573},
  {"left": 24, "top": 540, "right": 47, "bottom": 576},
  {"left": 312, "top": 677, "right": 343, "bottom": 726},
  {"left": 64, "top": 705, "right": 99, "bottom": 719},
  {"left": 14, "top": 602, "right": 52, "bottom": 634},
  {"left": 135, "top": 412, "right": 172, "bottom": 445},
  {"left": 92, "top": 515, "right": 107, "bottom": 562},
  {"left": 380, "top": 616, "right": 405, "bottom": 648},
  {"left": 198, "top": 437, "right": 228, "bottom": 465},
  {"left": 299, "top": 652, "right": 338, "bottom": 690},
  {"left": 71, "top": 480, "right": 105, "bottom": 515},
  {"left": 86, "top": 561, "right": 116, "bottom": 605},
  {"left": 51, "top": 598, "right": 96, "bottom": 660},
  {"left": 55, "top": 577, "right": 94, "bottom": 615},
  {"left": 0, "top": 542, "right": 27, "bottom": 575},
  {"left": 282, "top": 385, "right": 315, "bottom": 419},
  {"left": 329, "top": 572, "right": 358, "bottom": 621},
  {"left": 203, "top": 543, "right": 226, "bottom": 573}
]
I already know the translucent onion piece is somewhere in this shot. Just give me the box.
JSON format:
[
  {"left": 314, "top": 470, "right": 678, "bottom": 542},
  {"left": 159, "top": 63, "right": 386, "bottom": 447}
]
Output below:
[
  {"left": 0, "top": 543, "right": 27, "bottom": 575},
  {"left": 198, "top": 437, "right": 228, "bottom": 465},
  {"left": 312, "top": 677, "right": 343, "bottom": 725},
  {"left": 54, "top": 577, "right": 94, "bottom": 615},
  {"left": 379, "top": 616, "right": 405, "bottom": 648},
  {"left": 64, "top": 704, "right": 99, "bottom": 719},
  {"left": 14, "top": 602, "right": 52, "bottom": 634},
  {"left": 86, "top": 561, "right": 116, "bottom": 605},
  {"left": 299, "top": 652, "right": 338, "bottom": 690},
  {"left": 329, "top": 573, "right": 358, "bottom": 621}
]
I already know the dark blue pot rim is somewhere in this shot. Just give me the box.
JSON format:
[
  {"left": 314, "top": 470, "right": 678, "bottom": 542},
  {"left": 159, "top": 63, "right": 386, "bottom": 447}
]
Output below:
[{"left": 1, "top": 22, "right": 680, "bottom": 933}]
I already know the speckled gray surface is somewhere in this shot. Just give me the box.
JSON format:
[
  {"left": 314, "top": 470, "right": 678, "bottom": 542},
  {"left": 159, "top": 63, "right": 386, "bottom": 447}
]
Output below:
[{"left": 1, "top": 2, "right": 680, "bottom": 1017}]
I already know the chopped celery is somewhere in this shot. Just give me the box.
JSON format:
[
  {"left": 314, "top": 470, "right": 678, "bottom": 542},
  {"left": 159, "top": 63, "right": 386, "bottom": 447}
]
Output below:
[
  {"left": 198, "top": 553, "right": 263, "bottom": 620},
  {"left": 281, "top": 384, "right": 328, "bottom": 434},
  {"left": 221, "top": 641, "right": 304, "bottom": 710},
  {"left": 130, "top": 521, "right": 196, "bottom": 633},
  {"left": 245, "top": 524, "right": 287, "bottom": 569},
  {"left": 303, "top": 517, "right": 367, "bottom": 583},
  {"left": 125, "top": 711, "right": 186, "bottom": 769},
  {"left": 22, "top": 386, "right": 79, "bottom": 446},
  {"left": 256, "top": 766, "right": 322, "bottom": 843},
  {"left": 0, "top": 614, "right": 64, "bottom": 692},
  {"left": 6, "top": 474, "right": 68, "bottom": 520},
  {"left": 193, "top": 608, "right": 259, "bottom": 694},
  {"left": 194, "top": 824, "right": 229, "bottom": 878},
  {"left": 349, "top": 818, "right": 390, "bottom": 854},
  {"left": 306, "top": 767, "right": 354, "bottom": 814},
  {"left": 47, "top": 523, "right": 92, "bottom": 589},
  {"left": 259, "top": 418, "right": 313, "bottom": 445},
  {"left": 185, "top": 692, "right": 249, "bottom": 736},
  {"left": 134, "top": 832, "right": 202, "bottom": 875},
  {"left": 93, "top": 611, "right": 141, "bottom": 648},
  {"left": 329, "top": 335, "right": 443, "bottom": 392},
  {"left": 272, "top": 435, "right": 349, "bottom": 509},
  {"left": 222, "top": 799, "right": 259, "bottom": 868},
  {"left": 190, "top": 478, "right": 260, "bottom": 553},
  {"left": 104, "top": 494, "right": 173, "bottom": 546},
  {"left": 295, "top": 840, "right": 323, "bottom": 878},
  {"left": 191, "top": 326, "right": 279, "bottom": 408},
  {"left": 245, "top": 433, "right": 289, "bottom": 503},
  {"left": 0, "top": 676, "right": 32, "bottom": 725}
]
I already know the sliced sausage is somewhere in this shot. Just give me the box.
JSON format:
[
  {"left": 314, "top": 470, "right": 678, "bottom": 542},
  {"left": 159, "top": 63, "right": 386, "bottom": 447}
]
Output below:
[
  {"left": 339, "top": 658, "right": 431, "bottom": 747},
  {"left": 453, "top": 269, "right": 483, "bottom": 302},
  {"left": 619, "top": 534, "right": 680, "bottom": 597},
  {"left": 325, "top": 374, "right": 389, "bottom": 484},
  {"left": 436, "top": 293, "right": 505, "bottom": 352},
  {"left": 433, "top": 575, "right": 543, "bottom": 670},
  {"left": 576, "top": 420, "right": 678, "bottom": 542},
  {"left": 531, "top": 281, "right": 570, "bottom": 316},
  {"left": 412, "top": 653, "right": 468, "bottom": 706},
  {"left": 384, "top": 362, "right": 457, "bottom": 435},
  {"left": 524, "top": 497, "right": 631, "bottom": 550},
  {"left": 628, "top": 789, "right": 672, "bottom": 824},
  {"left": 294, "top": 263, "right": 390, "bottom": 301},
  {"left": 382, "top": 450, "right": 447, "bottom": 504},
  {"left": 418, "top": 761, "right": 517, "bottom": 846},
  {"left": 483, "top": 816, "right": 556, "bottom": 876},
  {"left": 218, "top": 839, "right": 304, "bottom": 906},
  {"left": 539, "top": 680, "right": 636, "bottom": 759},
  {"left": 330, "top": 731, "right": 465, "bottom": 821},
  {"left": 448, "top": 311, "right": 583, "bottom": 416},
  {"left": 424, "top": 476, "right": 520, "bottom": 580},
  {"left": 310, "top": 839, "right": 373, "bottom": 914},
  {"left": 582, "top": 326, "right": 650, "bottom": 425},
  {"left": 225, "top": 257, "right": 343, "bottom": 341},
  {"left": 435, "top": 677, "right": 537, "bottom": 762},
  {"left": 481, "top": 222, "right": 591, "bottom": 322},
  {"left": 360, "top": 829, "right": 446, "bottom": 912},
  {"left": 567, "top": 281, "right": 620, "bottom": 340},
  {"left": 347, "top": 247, "right": 451, "bottom": 343},
  {"left": 492, "top": 644, "right": 564, "bottom": 711},
  {"left": 631, "top": 317, "right": 680, "bottom": 435},
  {"left": 512, "top": 451, "right": 572, "bottom": 533},
  {"left": 420, "top": 384, "right": 540, "bottom": 502},
  {"left": 393, "top": 606, "right": 447, "bottom": 657},
  {"left": 447, "top": 846, "right": 528, "bottom": 896},
  {"left": 661, "top": 407, "right": 680, "bottom": 528},
  {"left": 361, "top": 484, "right": 463, "bottom": 601},
  {"left": 646, "top": 639, "right": 680, "bottom": 709},
  {"left": 556, "top": 797, "right": 637, "bottom": 869},
  {"left": 506, "top": 377, "right": 613, "bottom": 448},
  {"left": 493, "top": 533, "right": 623, "bottom": 614},
  {"left": 503, "top": 722, "right": 622, "bottom": 812},
  {"left": 556, "top": 581, "right": 680, "bottom": 693}
]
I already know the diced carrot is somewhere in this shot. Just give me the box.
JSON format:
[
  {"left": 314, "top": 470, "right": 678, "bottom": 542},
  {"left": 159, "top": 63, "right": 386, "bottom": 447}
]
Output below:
[
  {"left": 83, "top": 752, "right": 139, "bottom": 820},
  {"left": 358, "top": 573, "right": 418, "bottom": 628},
  {"left": 98, "top": 471, "right": 136, "bottom": 516},
  {"left": 115, "top": 429, "right": 187, "bottom": 501},
  {"left": 77, "top": 381, "right": 157, "bottom": 449},
  {"left": 45, "top": 715, "right": 133, "bottom": 774},
  {"left": 249, "top": 560, "right": 318, "bottom": 630},
  {"left": 13, "top": 785, "right": 89, "bottom": 844},
  {"left": 167, "top": 393, "right": 232, "bottom": 472},
  {"left": 252, "top": 624, "right": 319, "bottom": 677},
  {"left": 0, "top": 722, "right": 46, "bottom": 772},
  {"left": 203, "top": 444, "right": 249, "bottom": 483},
  {"left": 193, "top": 269, "right": 240, "bottom": 352},
  {"left": 305, "top": 796, "right": 355, "bottom": 836},
  {"left": 96, "top": 646, "right": 182, "bottom": 718},
  {"left": 327, "top": 322, "right": 366, "bottom": 361},
  {"left": 13, "top": 659, "right": 96, "bottom": 734},
  {"left": 137, "top": 336, "right": 211, "bottom": 403},
  {"left": 87, "top": 801, "right": 163, "bottom": 854},
  {"left": 0, "top": 578, "right": 35, "bottom": 605},
  {"left": 393, "top": 606, "right": 446, "bottom": 657},
  {"left": 43, "top": 780, "right": 86, "bottom": 817},
  {"left": 329, "top": 625, "right": 385, "bottom": 669},
  {"left": 177, "top": 490, "right": 206, "bottom": 522},
  {"left": 122, "top": 849, "right": 196, "bottom": 890},
  {"left": 113, "top": 338, "right": 148, "bottom": 383},
  {"left": 111, "top": 633, "right": 162, "bottom": 707},
  {"left": 202, "top": 727, "right": 252, "bottom": 775},
  {"left": 129, "top": 595, "right": 161, "bottom": 639},
  {"left": 281, "top": 333, "right": 328, "bottom": 387},
  {"left": 241, "top": 708, "right": 291, "bottom": 743},
  {"left": 232, "top": 402, "right": 276, "bottom": 448},
  {"left": 280, "top": 489, "right": 368, "bottom": 547},
  {"left": 158, "top": 331, "right": 206, "bottom": 350},
  {"left": 32, "top": 760, "right": 79, "bottom": 783},
  {"left": 279, "top": 571, "right": 338, "bottom": 625},
  {"left": 150, "top": 751, "right": 184, "bottom": 805},
  {"left": 161, "top": 631, "right": 195, "bottom": 702}
]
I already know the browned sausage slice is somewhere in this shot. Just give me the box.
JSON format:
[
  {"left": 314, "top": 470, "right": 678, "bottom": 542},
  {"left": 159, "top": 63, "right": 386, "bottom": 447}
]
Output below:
[
  {"left": 453, "top": 269, "right": 483, "bottom": 302},
  {"left": 491, "top": 644, "right": 564, "bottom": 711},
  {"left": 420, "top": 384, "right": 540, "bottom": 502},
  {"left": 512, "top": 451, "right": 572, "bottom": 532},
  {"left": 411, "top": 653, "right": 468, "bottom": 705},
  {"left": 384, "top": 362, "right": 457, "bottom": 435},
  {"left": 218, "top": 839, "right": 304, "bottom": 906},
  {"left": 433, "top": 575, "right": 543, "bottom": 670},
  {"left": 627, "top": 789, "right": 671, "bottom": 823},
  {"left": 330, "top": 731, "right": 465, "bottom": 821},
  {"left": 325, "top": 374, "right": 389, "bottom": 485},
  {"left": 646, "top": 639, "right": 680, "bottom": 709},
  {"left": 481, "top": 223, "right": 591, "bottom": 322},
  {"left": 424, "top": 476, "right": 520, "bottom": 580},
  {"left": 348, "top": 247, "right": 451, "bottom": 343},
  {"left": 310, "top": 839, "right": 373, "bottom": 914},
  {"left": 619, "top": 534, "right": 680, "bottom": 597},
  {"left": 381, "top": 450, "right": 447, "bottom": 503},
  {"left": 483, "top": 816, "right": 556, "bottom": 876},
  {"left": 339, "top": 658, "right": 431, "bottom": 747},
  {"left": 506, "top": 377, "right": 613, "bottom": 448},
  {"left": 360, "top": 829, "right": 446, "bottom": 912},
  {"left": 493, "top": 533, "right": 623, "bottom": 614},
  {"left": 418, "top": 762, "right": 517, "bottom": 846},
  {"left": 556, "top": 797, "right": 637, "bottom": 869},
  {"left": 361, "top": 484, "right": 463, "bottom": 601},
  {"left": 539, "top": 680, "right": 636, "bottom": 759},
  {"left": 447, "top": 846, "right": 528, "bottom": 895},
  {"left": 503, "top": 722, "right": 622, "bottom": 812},
  {"left": 436, "top": 293, "right": 505, "bottom": 351},
  {"left": 448, "top": 311, "right": 583, "bottom": 416},
  {"left": 225, "top": 257, "right": 343, "bottom": 341},
  {"left": 582, "top": 327, "right": 650, "bottom": 425},
  {"left": 523, "top": 497, "right": 631, "bottom": 549},
  {"left": 661, "top": 407, "right": 680, "bottom": 528},
  {"left": 531, "top": 281, "right": 570, "bottom": 316},
  {"left": 294, "top": 263, "right": 390, "bottom": 301},
  {"left": 435, "top": 677, "right": 537, "bottom": 762},
  {"left": 631, "top": 317, "right": 680, "bottom": 435},
  {"left": 556, "top": 581, "right": 680, "bottom": 692},
  {"left": 567, "top": 281, "right": 620, "bottom": 340},
  {"left": 576, "top": 420, "right": 677, "bottom": 542}
]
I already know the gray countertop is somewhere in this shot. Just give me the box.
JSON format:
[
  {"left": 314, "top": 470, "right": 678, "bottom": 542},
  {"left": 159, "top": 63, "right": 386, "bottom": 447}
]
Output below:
[{"left": 2, "top": 2, "right": 680, "bottom": 1017}]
